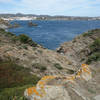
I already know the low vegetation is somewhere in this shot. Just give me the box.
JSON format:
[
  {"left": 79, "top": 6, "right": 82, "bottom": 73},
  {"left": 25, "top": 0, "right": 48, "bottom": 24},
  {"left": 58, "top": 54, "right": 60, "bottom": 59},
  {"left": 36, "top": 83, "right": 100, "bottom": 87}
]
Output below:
[
  {"left": 0, "top": 60, "right": 40, "bottom": 100},
  {"left": 86, "top": 38, "right": 100, "bottom": 64},
  {"left": 0, "top": 28, "right": 38, "bottom": 47},
  {"left": 83, "top": 29, "right": 99, "bottom": 37},
  {"left": 32, "top": 63, "right": 47, "bottom": 72},
  {"left": 18, "top": 34, "right": 38, "bottom": 47},
  {"left": 54, "top": 63, "right": 63, "bottom": 70},
  {"left": 0, "top": 28, "right": 15, "bottom": 37},
  {"left": 83, "top": 31, "right": 93, "bottom": 37}
]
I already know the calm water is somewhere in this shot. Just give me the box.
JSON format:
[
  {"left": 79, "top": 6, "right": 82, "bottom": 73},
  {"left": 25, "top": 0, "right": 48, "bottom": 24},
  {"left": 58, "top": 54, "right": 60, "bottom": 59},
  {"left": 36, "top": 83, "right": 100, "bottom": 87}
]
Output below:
[{"left": 9, "top": 20, "right": 100, "bottom": 49}]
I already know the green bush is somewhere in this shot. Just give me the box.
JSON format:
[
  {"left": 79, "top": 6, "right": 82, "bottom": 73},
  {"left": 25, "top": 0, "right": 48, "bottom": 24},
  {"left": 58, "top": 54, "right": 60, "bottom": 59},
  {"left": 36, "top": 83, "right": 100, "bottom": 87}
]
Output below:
[
  {"left": 86, "top": 38, "right": 100, "bottom": 64},
  {"left": 86, "top": 52, "right": 100, "bottom": 64},
  {"left": 90, "top": 38, "right": 100, "bottom": 52},
  {"left": 0, "top": 29, "right": 38, "bottom": 47},
  {"left": 32, "top": 63, "right": 47, "bottom": 72},
  {"left": 18, "top": 34, "right": 38, "bottom": 47},
  {"left": 22, "top": 45, "right": 28, "bottom": 50},
  {"left": 18, "top": 34, "right": 29, "bottom": 43},
  {"left": 0, "top": 28, "right": 5, "bottom": 32},
  {"left": 54, "top": 63, "right": 63, "bottom": 70},
  {"left": 0, "top": 85, "right": 30, "bottom": 100},
  {"left": 83, "top": 31, "right": 93, "bottom": 37},
  {"left": 67, "top": 69, "right": 75, "bottom": 74}
]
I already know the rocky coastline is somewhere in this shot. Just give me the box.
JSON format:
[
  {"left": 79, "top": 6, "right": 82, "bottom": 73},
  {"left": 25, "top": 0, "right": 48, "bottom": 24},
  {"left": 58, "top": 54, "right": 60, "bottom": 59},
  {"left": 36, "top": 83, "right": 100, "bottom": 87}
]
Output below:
[{"left": 0, "top": 19, "right": 100, "bottom": 100}]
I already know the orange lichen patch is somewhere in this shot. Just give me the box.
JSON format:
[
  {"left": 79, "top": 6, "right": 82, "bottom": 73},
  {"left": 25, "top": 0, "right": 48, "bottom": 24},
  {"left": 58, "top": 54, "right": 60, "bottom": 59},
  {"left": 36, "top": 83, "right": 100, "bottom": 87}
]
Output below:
[
  {"left": 38, "top": 81, "right": 46, "bottom": 86},
  {"left": 81, "top": 64, "right": 91, "bottom": 74},
  {"left": 41, "top": 76, "right": 56, "bottom": 81},
  {"left": 82, "top": 64, "right": 87, "bottom": 67},
  {"left": 27, "top": 87, "right": 39, "bottom": 96},
  {"left": 82, "top": 68, "right": 91, "bottom": 74}
]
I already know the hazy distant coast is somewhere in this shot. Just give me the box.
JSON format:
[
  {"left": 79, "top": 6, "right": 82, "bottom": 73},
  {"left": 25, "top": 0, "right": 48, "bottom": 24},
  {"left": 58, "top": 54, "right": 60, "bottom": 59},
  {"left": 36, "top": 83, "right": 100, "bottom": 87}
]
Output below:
[{"left": 0, "top": 13, "right": 100, "bottom": 21}]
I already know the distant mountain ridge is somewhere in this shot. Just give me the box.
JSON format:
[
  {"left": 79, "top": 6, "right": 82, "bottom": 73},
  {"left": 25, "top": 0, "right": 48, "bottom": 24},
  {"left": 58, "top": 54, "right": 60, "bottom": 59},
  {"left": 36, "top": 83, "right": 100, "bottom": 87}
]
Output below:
[{"left": 0, "top": 13, "right": 100, "bottom": 20}]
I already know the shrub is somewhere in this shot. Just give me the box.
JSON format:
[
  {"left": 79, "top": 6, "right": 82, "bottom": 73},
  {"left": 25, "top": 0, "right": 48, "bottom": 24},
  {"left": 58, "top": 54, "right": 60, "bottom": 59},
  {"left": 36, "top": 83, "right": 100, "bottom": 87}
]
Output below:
[
  {"left": 28, "top": 39, "right": 38, "bottom": 47},
  {"left": 32, "top": 63, "right": 47, "bottom": 72},
  {"left": 18, "top": 34, "right": 38, "bottom": 47},
  {"left": 18, "top": 34, "right": 29, "bottom": 43},
  {"left": 0, "top": 28, "right": 5, "bottom": 32},
  {"left": 86, "top": 38, "right": 100, "bottom": 64},
  {"left": 86, "top": 52, "right": 100, "bottom": 64},
  {"left": 90, "top": 38, "right": 100, "bottom": 52},
  {"left": 54, "top": 63, "right": 63, "bottom": 70},
  {"left": 83, "top": 31, "right": 93, "bottom": 37},
  {"left": 0, "top": 85, "right": 30, "bottom": 100},
  {"left": 22, "top": 45, "right": 28, "bottom": 50},
  {"left": 67, "top": 69, "right": 75, "bottom": 74}
]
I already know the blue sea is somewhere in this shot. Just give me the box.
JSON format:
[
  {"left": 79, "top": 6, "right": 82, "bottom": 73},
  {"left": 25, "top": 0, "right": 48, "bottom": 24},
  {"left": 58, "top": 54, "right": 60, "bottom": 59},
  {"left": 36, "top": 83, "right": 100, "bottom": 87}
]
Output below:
[{"left": 9, "top": 20, "right": 100, "bottom": 50}]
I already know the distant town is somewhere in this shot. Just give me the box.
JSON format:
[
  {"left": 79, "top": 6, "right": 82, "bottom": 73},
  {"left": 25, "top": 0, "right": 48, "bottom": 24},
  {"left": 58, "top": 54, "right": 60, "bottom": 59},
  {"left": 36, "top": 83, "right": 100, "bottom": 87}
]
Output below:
[{"left": 0, "top": 13, "right": 100, "bottom": 21}]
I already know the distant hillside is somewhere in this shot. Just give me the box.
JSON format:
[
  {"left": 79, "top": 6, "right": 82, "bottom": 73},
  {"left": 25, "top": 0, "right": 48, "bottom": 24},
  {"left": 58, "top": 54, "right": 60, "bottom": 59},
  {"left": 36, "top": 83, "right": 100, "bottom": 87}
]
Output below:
[{"left": 0, "top": 13, "right": 100, "bottom": 20}]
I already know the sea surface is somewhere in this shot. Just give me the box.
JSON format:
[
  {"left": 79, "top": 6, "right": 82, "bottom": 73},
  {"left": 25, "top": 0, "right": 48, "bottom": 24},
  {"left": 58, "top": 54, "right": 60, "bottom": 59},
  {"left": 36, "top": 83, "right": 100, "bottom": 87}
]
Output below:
[{"left": 9, "top": 20, "right": 100, "bottom": 50}]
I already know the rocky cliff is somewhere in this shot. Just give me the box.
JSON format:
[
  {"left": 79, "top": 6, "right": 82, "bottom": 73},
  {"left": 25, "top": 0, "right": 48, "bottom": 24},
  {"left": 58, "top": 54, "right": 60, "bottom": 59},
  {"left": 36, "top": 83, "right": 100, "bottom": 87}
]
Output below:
[{"left": 0, "top": 20, "right": 100, "bottom": 100}]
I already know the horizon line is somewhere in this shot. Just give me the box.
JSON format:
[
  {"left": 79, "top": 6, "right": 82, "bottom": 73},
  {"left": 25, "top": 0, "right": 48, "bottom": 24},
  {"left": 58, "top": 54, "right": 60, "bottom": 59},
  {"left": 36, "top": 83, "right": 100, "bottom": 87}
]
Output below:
[{"left": 0, "top": 13, "right": 100, "bottom": 17}]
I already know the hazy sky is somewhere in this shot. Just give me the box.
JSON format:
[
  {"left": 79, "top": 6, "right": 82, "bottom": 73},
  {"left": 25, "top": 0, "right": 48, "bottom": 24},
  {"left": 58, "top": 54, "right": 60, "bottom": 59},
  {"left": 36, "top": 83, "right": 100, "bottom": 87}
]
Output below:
[{"left": 0, "top": 0, "right": 100, "bottom": 16}]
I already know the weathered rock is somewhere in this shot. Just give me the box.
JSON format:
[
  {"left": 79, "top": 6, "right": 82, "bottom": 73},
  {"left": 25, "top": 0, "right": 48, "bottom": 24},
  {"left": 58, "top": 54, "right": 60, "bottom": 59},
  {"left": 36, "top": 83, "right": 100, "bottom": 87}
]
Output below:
[
  {"left": 94, "top": 95, "right": 100, "bottom": 100},
  {"left": 24, "top": 64, "right": 92, "bottom": 100},
  {"left": 28, "top": 22, "right": 38, "bottom": 27}
]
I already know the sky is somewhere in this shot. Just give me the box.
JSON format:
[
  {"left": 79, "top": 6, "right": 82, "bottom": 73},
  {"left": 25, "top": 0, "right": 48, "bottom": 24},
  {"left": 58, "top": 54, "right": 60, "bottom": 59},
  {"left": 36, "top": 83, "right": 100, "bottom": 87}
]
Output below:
[{"left": 0, "top": 0, "right": 100, "bottom": 17}]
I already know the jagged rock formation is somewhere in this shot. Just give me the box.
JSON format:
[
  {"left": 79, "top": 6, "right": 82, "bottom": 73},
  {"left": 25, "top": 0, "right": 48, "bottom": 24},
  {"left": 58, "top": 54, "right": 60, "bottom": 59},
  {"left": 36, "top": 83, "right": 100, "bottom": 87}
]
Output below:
[{"left": 24, "top": 64, "right": 92, "bottom": 100}]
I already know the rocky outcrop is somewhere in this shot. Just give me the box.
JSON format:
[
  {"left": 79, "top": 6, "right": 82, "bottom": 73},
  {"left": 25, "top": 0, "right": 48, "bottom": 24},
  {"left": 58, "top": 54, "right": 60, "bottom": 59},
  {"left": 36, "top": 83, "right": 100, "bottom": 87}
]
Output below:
[
  {"left": 0, "top": 18, "right": 11, "bottom": 29},
  {"left": 57, "top": 29, "right": 100, "bottom": 66},
  {"left": 24, "top": 64, "right": 92, "bottom": 100},
  {"left": 24, "top": 29, "right": 100, "bottom": 100},
  {"left": 28, "top": 22, "right": 38, "bottom": 27},
  {"left": 9, "top": 23, "right": 21, "bottom": 28},
  {"left": 0, "top": 18, "right": 21, "bottom": 29}
]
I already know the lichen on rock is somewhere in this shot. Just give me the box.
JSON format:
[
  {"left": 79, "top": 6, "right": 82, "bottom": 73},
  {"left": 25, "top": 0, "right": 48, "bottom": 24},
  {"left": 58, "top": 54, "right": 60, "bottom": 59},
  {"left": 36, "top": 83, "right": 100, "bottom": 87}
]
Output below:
[{"left": 24, "top": 64, "right": 92, "bottom": 100}]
